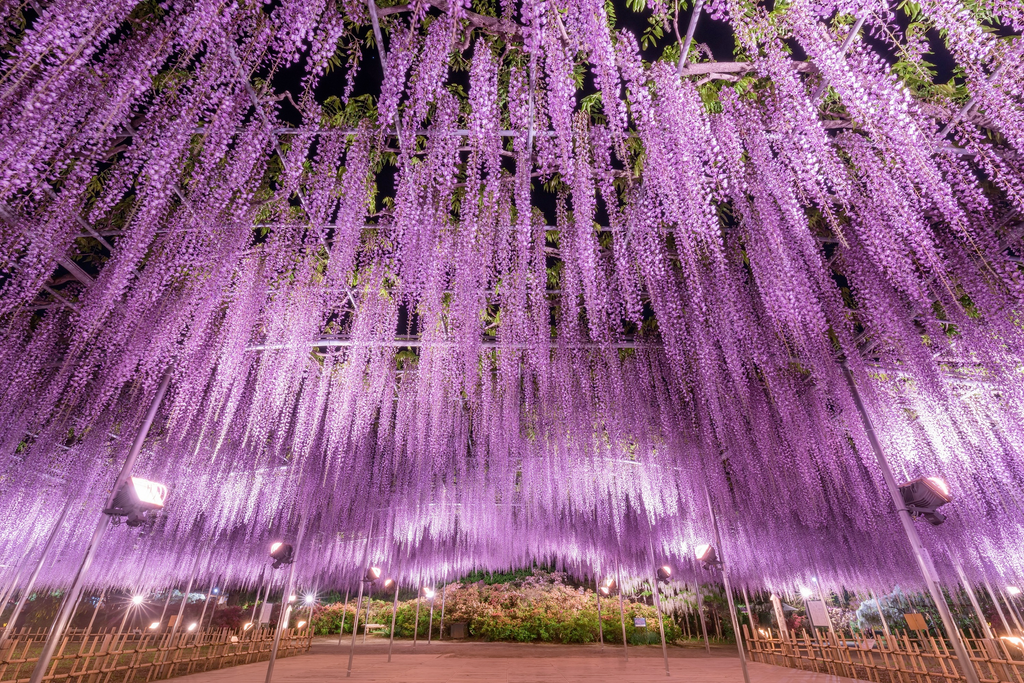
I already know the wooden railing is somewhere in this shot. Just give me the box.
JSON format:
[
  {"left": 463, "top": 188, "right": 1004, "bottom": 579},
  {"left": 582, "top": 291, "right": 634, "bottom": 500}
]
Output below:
[
  {"left": 743, "top": 625, "right": 1024, "bottom": 683},
  {"left": 0, "top": 626, "right": 312, "bottom": 682}
]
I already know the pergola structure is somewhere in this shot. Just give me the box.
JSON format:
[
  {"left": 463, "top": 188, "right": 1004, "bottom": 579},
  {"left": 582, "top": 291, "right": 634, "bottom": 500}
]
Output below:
[{"left": 0, "top": 0, "right": 1022, "bottom": 680}]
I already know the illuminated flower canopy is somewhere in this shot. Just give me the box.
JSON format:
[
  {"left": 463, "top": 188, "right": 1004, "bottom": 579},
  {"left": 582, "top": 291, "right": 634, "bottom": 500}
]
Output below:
[{"left": 0, "top": 0, "right": 1022, "bottom": 596}]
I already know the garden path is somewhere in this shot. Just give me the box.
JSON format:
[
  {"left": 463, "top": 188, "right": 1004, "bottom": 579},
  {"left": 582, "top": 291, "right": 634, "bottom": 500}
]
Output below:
[{"left": 172, "top": 637, "right": 861, "bottom": 682}]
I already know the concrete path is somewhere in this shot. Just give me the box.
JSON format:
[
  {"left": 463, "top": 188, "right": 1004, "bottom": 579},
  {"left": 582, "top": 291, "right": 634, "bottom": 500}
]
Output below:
[{"left": 173, "top": 638, "right": 862, "bottom": 683}]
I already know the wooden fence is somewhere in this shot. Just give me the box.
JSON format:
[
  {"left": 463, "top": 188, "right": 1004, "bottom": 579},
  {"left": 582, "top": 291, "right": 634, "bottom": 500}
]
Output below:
[
  {"left": 744, "top": 625, "right": 1024, "bottom": 683},
  {"left": 0, "top": 626, "right": 312, "bottom": 683}
]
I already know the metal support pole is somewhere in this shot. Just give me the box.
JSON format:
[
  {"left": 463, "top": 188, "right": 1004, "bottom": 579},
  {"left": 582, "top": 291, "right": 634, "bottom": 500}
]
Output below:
[
  {"left": 954, "top": 563, "right": 994, "bottom": 639},
  {"left": 742, "top": 586, "right": 753, "bottom": 635},
  {"left": 427, "top": 587, "right": 435, "bottom": 644},
  {"left": 265, "top": 529, "right": 302, "bottom": 683},
  {"left": 337, "top": 588, "right": 349, "bottom": 645},
  {"left": 676, "top": 0, "right": 704, "bottom": 72},
  {"left": 596, "top": 573, "right": 604, "bottom": 646},
  {"left": 387, "top": 585, "right": 399, "bottom": 662},
  {"left": 28, "top": 368, "right": 172, "bottom": 683},
  {"left": 197, "top": 580, "right": 216, "bottom": 631},
  {"left": 650, "top": 570, "right": 670, "bottom": 676},
  {"left": 617, "top": 562, "right": 628, "bottom": 661},
  {"left": 85, "top": 588, "right": 106, "bottom": 636},
  {"left": 412, "top": 586, "right": 421, "bottom": 647},
  {"left": 869, "top": 589, "right": 891, "bottom": 638},
  {"left": 347, "top": 515, "right": 375, "bottom": 678},
  {"left": 694, "top": 561, "right": 711, "bottom": 653},
  {"left": 841, "top": 361, "right": 981, "bottom": 683},
  {"left": 171, "top": 553, "right": 203, "bottom": 638},
  {"left": 0, "top": 498, "right": 75, "bottom": 647},
  {"left": 705, "top": 484, "right": 751, "bottom": 683},
  {"left": 362, "top": 583, "right": 373, "bottom": 644},
  {"left": 983, "top": 578, "right": 1013, "bottom": 635},
  {"left": 646, "top": 536, "right": 670, "bottom": 676},
  {"left": 438, "top": 583, "right": 446, "bottom": 641},
  {"left": 1000, "top": 587, "right": 1024, "bottom": 633},
  {"left": 250, "top": 582, "right": 264, "bottom": 628},
  {"left": 158, "top": 586, "right": 174, "bottom": 629}
]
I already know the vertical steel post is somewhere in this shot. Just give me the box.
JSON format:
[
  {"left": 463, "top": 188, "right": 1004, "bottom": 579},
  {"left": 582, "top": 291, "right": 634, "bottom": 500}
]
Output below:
[
  {"left": 617, "top": 562, "right": 628, "bottom": 661},
  {"left": 85, "top": 588, "right": 106, "bottom": 636},
  {"left": 347, "top": 515, "right": 374, "bottom": 677},
  {"left": 1000, "top": 587, "right": 1024, "bottom": 633},
  {"left": 841, "top": 361, "right": 981, "bottom": 683},
  {"left": 171, "top": 552, "right": 203, "bottom": 638},
  {"left": 983, "top": 578, "right": 1013, "bottom": 634},
  {"left": 337, "top": 588, "right": 349, "bottom": 645},
  {"left": 596, "top": 573, "right": 604, "bottom": 646},
  {"left": 438, "top": 583, "right": 446, "bottom": 641},
  {"left": 705, "top": 484, "right": 750, "bottom": 683},
  {"left": 647, "top": 536, "right": 670, "bottom": 676},
  {"left": 0, "top": 497, "right": 75, "bottom": 647},
  {"left": 869, "top": 589, "right": 892, "bottom": 638},
  {"left": 387, "top": 584, "right": 399, "bottom": 662},
  {"left": 265, "top": 528, "right": 302, "bottom": 683},
  {"left": 412, "top": 585, "right": 421, "bottom": 647},
  {"left": 427, "top": 587, "right": 435, "bottom": 644},
  {"left": 158, "top": 586, "right": 174, "bottom": 629},
  {"left": 954, "top": 563, "right": 994, "bottom": 639},
  {"left": 28, "top": 369, "right": 172, "bottom": 683},
  {"left": 362, "top": 583, "right": 373, "bottom": 644},
  {"left": 693, "top": 560, "right": 711, "bottom": 653}
]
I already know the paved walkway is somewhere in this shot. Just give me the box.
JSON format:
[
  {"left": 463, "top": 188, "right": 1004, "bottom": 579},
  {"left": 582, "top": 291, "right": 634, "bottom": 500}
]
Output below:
[{"left": 173, "top": 638, "right": 862, "bottom": 682}]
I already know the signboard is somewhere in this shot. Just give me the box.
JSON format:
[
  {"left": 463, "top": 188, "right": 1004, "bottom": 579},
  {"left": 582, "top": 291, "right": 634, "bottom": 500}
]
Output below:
[
  {"left": 806, "top": 600, "right": 829, "bottom": 626},
  {"left": 259, "top": 602, "right": 274, "bottom": 624},
  {"left": 167, "top": 614, "right": 177, "bottom": 627},
  {"left": 633, "top": 616, "right": 646, "bottom": 628},
  {"left": 904, "top": 613, "right": 928, "bottom": 631}
]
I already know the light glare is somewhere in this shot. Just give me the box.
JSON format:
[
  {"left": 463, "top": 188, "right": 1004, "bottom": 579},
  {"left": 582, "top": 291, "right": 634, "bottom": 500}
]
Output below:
[{"left": 131, "top": 595, "right": 144, "bottom": 605}]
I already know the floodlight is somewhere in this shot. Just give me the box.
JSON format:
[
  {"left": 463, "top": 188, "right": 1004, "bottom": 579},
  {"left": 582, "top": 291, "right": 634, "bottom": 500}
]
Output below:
[
  {"left": 104, "top": 477, "right": 168, "bottom": 527},
  {"left": 799, "top": 586, "right": 814, "bottom": 598},
  {"left": 604, "top": 578, "right": 614, "bottom": 587},
  {"left": 150, "top": 622, "right": 160, "bottom": 630},
  {"left": 1008, "top": 586, "right": 1021, "bottom": 596},
  {"left": 384, "top": 579, "right": 394, "bottom": 587},
  {"left": 288, "top": 594, "right": 297, "bottom": 602},
  {"left": 243, "top": 622, "right": 254, "bottom": 631},
  {"left": 304, "top": 594, "right": 316, "bottom": 605},
  {"left": 695, "top": 544, "right": 719, "bottom": 568},
  {"left": 422, "top": 587, "right": 436, "bottom": 599},
  {"left": 131, "top": 595, "right": 144, "bottom": 605},
  {"left": 365, "top": 567, "right": 382, "bottom": 582},
  {"left": 297, "top": 620, "right": 307, "bottom": 628},
  {"left": 187, "top": 623, "right": 197, "bottom": 631},
  {"left": 899, "top": 477, "right": 952, "bottom": 526},
  {"left": 657, "top": 565, "right": 672, "bottom": 581},
  {"left": 269, "top": 542, "right": 294, "bottom": 569}
]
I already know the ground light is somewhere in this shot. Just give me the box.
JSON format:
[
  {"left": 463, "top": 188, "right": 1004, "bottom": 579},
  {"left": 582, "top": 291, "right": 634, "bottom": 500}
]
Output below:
[
  {"left": 297, "top": 621, "right": 306, "bottom": 628},
  {"left": 131, "top": 595, "right": 144, "bottom": 605},
  {"left": 365, "top": 567, "right": 381, "bottom": 582},
  {"left": 656, "top": 566, "right": 672, "bottom": 581},
  {"left": 269, "top": 542, "right": 294, "bottom": 569},
  {"left": 898, "top": 477, "right": 952, "bottom": 526},
  {"left": 800, "top": 586, "right": 814, "bottom": 598},
  {"left": 243, "top": 622, "right": 253, "bottom": 631},
  {"left": 187, "top": 623, "right": 197, "bottom": 631},
  {"left": 149, "top": 622, "right": 160, "bottom": 630}
]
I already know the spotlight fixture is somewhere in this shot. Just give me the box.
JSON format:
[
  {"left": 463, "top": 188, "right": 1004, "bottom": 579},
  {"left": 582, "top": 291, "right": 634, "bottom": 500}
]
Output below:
[
  {"left": 799, "top": 586, "right": 814, "bottom": 598},
  {"left": 150, "top": 622, "right": 160, "bottom": 630},
  {"left": 899, "top": 477, "right": 952, "bottom": 526},
  {"left": 288, "top": 594, "right": 297, "bottom": 602},
  {"left": 384, "top": 579, "right": 394, "bottom": 588},
  {"left": 422, "top": 587, "right": 436, "bottom": 599},
  {"left": 365, "top": 567, "right": 382, "bottom": 583},
  {"left": 695, "top": 544, "right": 720, "bottom": 569},
  {"left": 187, "top": 623, "right": 197, "bottom": 631},
  {"left": 1008, "top": 586, "right": 1021, "bottom": 596},
  {"left": 656, "top": 565, "right": 672, "bottom": 581},
  {"left": 104, "top": 477, "right": 168, "bottom": 527},
  {"left": 131, "top": 595, "right": 145, "bottom": 605},
  {"left": 304, "top": 594, "right": 316, "bottom": 605},
  {"left": 297, "top": 620, "right": 307, "bottom": 628},
  {"left": 243, "top": 622, "right": 254, "bottom": 631},
  {"left": 269, "top": 542, "right": 295, "bottom": 569}
]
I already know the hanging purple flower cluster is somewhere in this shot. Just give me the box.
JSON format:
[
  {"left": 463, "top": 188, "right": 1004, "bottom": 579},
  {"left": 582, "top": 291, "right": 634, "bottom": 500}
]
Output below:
[{"left": 0, "top": 0, "right": 1022, "bottom": 599}]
